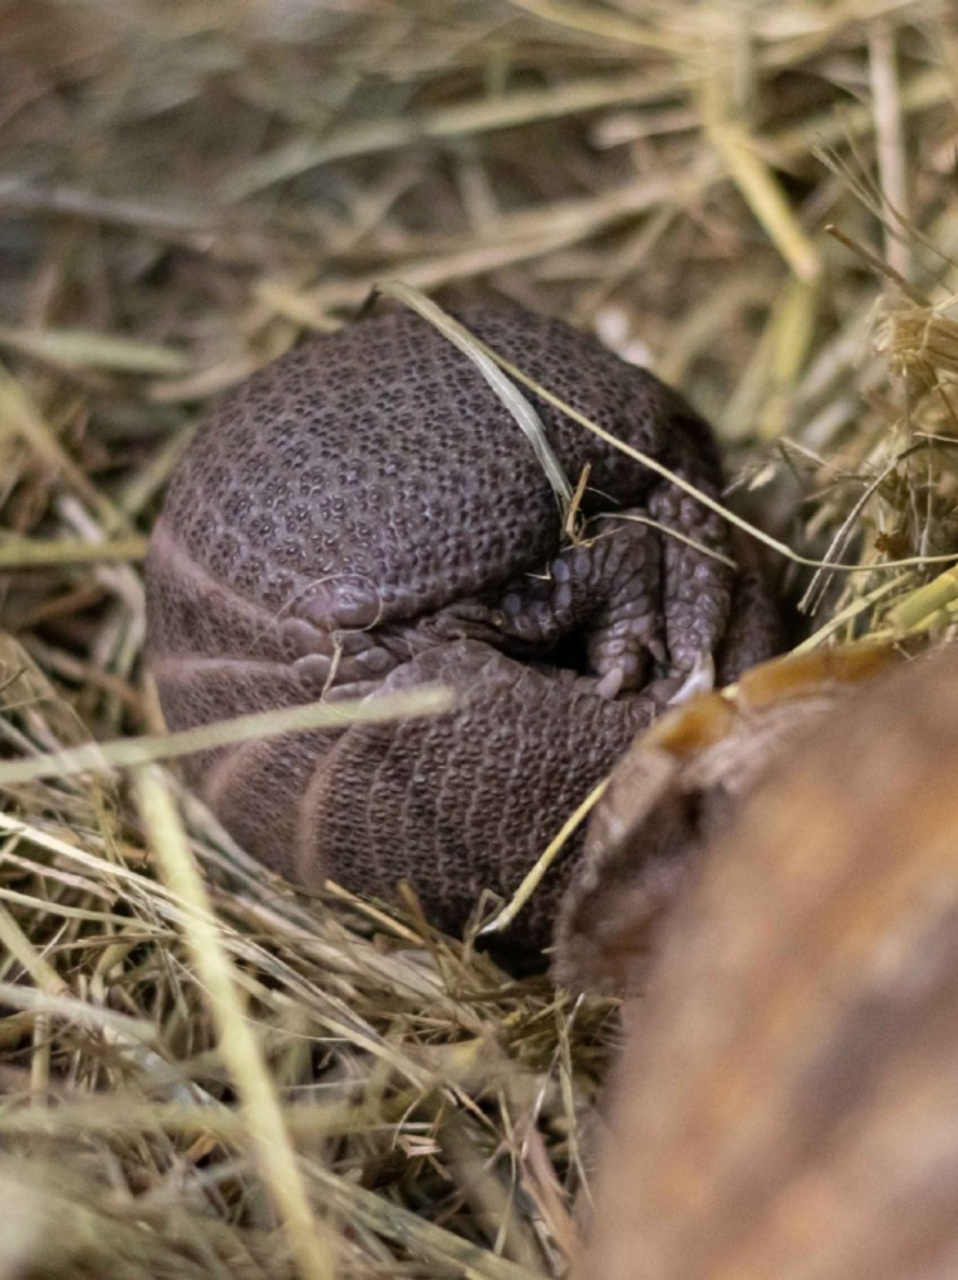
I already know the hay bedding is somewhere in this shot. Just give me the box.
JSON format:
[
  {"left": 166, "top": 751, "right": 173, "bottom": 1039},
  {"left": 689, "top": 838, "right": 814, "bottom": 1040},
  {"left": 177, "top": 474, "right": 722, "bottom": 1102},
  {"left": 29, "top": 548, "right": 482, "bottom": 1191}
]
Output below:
[{"left": 0, "top": 2, "right": 956, "bottom": 1276}]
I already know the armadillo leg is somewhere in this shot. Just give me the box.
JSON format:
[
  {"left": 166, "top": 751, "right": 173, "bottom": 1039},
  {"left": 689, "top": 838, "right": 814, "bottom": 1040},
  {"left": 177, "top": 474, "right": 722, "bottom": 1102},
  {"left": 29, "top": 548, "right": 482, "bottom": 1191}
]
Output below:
[{"left": 648, "top": 466, "right": 733, "bottom": 675}]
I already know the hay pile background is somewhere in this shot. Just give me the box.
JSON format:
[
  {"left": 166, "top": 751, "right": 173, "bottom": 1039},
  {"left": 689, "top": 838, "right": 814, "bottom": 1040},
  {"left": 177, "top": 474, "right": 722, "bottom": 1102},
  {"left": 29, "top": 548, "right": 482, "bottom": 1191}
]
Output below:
[{"left": 1, "top": 2, "right": 957, "bottom": 1277}]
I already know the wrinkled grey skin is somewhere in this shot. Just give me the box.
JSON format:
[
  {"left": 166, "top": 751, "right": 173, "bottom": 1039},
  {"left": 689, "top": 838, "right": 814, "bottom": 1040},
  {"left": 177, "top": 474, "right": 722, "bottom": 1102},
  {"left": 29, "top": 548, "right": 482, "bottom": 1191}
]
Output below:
[{"left": 145, "top": 303, "right": 778, "bottom": 954}]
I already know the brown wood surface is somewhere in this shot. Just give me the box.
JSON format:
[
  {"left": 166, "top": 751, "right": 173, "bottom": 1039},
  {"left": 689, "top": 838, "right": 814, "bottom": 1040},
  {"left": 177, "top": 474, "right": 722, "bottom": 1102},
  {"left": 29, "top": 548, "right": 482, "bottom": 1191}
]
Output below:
[{"left": 577, "top": 643, "right": 958, "bottom": 1280}]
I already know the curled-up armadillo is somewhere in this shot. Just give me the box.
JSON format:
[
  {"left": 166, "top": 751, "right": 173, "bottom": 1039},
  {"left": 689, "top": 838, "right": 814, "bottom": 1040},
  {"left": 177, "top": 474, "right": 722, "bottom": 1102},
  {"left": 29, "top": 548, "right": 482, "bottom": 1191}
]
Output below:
[{"left": 144, "top": 301, "right": 779, "bottom": 957}]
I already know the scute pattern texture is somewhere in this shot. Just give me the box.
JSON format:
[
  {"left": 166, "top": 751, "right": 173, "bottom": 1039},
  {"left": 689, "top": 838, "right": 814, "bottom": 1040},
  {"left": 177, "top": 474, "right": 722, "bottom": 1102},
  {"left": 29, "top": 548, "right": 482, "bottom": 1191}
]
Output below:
[{"left": 145, "top": 302, "right": 778, "bottom": 955}]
